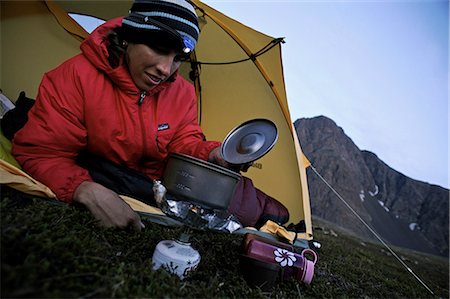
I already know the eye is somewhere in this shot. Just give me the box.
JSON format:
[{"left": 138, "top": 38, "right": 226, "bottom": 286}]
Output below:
[
  {"left": 174, "top": 54, "right": 190, "bottom": 62},
  {"left": 150, "top": 45, "right": 171, "bottom": 55}
]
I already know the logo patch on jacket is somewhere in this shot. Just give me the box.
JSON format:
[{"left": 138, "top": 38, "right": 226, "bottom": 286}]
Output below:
[{"left": 158, "top": 123, "right": 170, "bottom": 131}]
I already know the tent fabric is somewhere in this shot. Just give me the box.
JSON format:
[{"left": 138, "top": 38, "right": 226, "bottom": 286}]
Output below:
[
  {"left": 0, "top": 0, "right": 313, "bottom": 239},
  {"left": 44, "top": 0, "right": 88, "bottom": 41},
  {"left": 177, "top": 1, "right": 313, "bottom": 235},
  {"left": 1, "top": 1, "right": 82, "bottom": 99},
  {"left": 0, "top": 131, "right": 20, "bottom": 169},
  {"left": 0, "top": 159, "right": 57, "bottom": 199}
]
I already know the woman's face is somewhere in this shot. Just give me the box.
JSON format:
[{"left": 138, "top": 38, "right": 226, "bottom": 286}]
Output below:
[{"left": 125, "top": 43, "right": 183, "bottom": 91}]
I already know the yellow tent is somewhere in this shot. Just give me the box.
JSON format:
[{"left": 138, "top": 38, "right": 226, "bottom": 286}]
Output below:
[{"left": 1, "top": 0, "right": 312, "bottom": 239}]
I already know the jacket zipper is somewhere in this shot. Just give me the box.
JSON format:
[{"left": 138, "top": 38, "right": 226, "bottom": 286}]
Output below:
[
  {"left": 138, "top": 91, "right": 148, "bottom": 162},
  {"left": 138, "top": 91, "right": 146, "bottom": 105}
]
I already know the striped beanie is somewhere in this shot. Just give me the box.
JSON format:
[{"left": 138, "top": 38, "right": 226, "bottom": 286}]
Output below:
[{"left": 122, "top": 0, "right": 199, "bottom": 53}]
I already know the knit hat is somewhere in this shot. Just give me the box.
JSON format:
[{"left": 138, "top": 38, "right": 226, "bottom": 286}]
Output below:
[{"left": 121, "top": 0, "right": 199, "bottom": 53}]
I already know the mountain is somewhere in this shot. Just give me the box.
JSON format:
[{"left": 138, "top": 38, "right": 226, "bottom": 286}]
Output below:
[{"left": 294, "top": 115, "right": 449, "bottom": 256}]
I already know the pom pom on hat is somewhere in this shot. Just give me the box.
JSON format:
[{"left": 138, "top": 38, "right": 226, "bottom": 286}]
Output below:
[{"left": 122, "top": 0, "right": 199, "bottom": 53}]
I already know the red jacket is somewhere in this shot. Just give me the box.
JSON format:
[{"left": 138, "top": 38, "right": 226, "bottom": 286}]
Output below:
[{"left": 12, "top": 18, "right": 220, "bottom": 202}]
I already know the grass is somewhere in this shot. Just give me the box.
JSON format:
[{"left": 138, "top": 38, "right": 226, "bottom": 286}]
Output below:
[{"left": 1, "top": 186, "right": 448, "bottom": 298}]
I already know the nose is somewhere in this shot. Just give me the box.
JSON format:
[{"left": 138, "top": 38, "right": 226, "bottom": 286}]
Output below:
[{"left": 155, "top": 54, "right": 175, "bottom": 78}]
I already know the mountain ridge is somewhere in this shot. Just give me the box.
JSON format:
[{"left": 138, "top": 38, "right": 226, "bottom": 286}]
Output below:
[{"left": 294, "top": 115, "right": 449, "bottom": 256}]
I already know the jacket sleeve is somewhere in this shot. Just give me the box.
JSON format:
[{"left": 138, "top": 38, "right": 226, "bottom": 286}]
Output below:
[
  {"left": 12, "top": 66, "right": 92, "bottom": 203},
  {"left": 166, "top": 84, "right": 221, "bottom": 161}
]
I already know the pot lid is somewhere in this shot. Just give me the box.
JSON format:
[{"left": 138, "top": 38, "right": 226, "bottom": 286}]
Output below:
[{"left": 221, "top": 119, "right": 278, "bottom": 165}]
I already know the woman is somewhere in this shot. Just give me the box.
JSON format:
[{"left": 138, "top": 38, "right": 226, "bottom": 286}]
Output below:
[{"left": 12, "top": 0, "right": 227, "bottom": 230}]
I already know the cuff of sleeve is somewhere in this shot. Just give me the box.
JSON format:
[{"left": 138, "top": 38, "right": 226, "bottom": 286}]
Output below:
[
  {"left": 58, "top": 171, "right": 93, "bottom": 203},
  {"left": 197, "top": 141, "right": 221, "bottom": 161}
]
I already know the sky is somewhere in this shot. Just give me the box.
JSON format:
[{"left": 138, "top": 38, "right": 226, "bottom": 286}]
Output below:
[
  {"left": 72, "top": 0, "right": 448, "bottom": 189},
  {"left": 199, "top": 0, "right": 448, "bottom": 189}
]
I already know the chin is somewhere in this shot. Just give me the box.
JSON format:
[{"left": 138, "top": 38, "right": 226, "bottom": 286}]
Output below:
[{"left": 137, "top": 83, "right": 155, "bottom": 91}]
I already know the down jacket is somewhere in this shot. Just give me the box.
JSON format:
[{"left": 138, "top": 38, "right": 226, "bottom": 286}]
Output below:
[{"left": 12, "top": 17, "right": 220, "bottom": 202}]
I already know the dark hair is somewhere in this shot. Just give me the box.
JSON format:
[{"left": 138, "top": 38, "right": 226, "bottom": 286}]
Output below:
[{"left": 107, "top": 28, "right": 126, "bottom": 68}]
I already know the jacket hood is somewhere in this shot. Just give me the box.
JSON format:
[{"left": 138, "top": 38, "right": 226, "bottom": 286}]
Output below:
[
  {"left": 80, "top": 17, "right": 136, "bottom": 92},
  {"left": 80, "top": 17, "right": 175, "bottom": 95}
]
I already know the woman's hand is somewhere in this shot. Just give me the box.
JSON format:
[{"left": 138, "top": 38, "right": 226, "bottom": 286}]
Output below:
[
  {"left": 208, "top": 147, "right": 230, "bottom": 168},
  {"left": 73, "top": 181, "right": 145, "bottom": 231},
  {"left": 208, "top": 147, "right": 252, "bottom": 172}
]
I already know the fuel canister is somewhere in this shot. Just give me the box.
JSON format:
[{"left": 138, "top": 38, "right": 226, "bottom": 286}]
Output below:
[{"left": 152, "top": 233, "right": 201, "bottom": 279}]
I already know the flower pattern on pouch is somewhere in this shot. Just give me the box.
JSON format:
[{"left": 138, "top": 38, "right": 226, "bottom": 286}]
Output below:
[{"left": 274, "top": 248, "right": 296, "bottom": 267}]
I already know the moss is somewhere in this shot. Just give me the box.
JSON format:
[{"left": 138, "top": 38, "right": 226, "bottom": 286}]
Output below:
[{"left": 1, "top": 186, "right": 449, "bottom": 298}]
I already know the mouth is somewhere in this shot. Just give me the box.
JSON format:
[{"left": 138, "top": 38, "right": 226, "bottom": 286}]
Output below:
[{"left": 145, "top": 73, "right": 164, "bottom": 85}]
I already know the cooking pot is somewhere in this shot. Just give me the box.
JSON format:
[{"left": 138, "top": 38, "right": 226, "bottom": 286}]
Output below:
[{"left": 163, "top": 153, "right": 242, "bottom": 210}]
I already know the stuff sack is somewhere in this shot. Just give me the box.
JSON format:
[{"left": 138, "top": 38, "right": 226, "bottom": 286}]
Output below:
[
  {"left": 1, "top": 91, "right": 35, "bottom": 140},
  {"left": 227, "top": 177, "right": 289, "bottom": 228}
]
